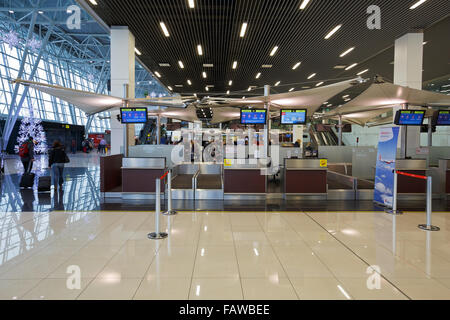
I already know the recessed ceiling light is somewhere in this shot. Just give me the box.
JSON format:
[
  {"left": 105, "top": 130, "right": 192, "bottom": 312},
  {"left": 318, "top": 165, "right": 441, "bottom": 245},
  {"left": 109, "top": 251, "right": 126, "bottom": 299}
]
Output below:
[
  {"left": 226, "top": 90, "right": 230, "bottom": 95},
  {"left": 160, "top": 22, "right": 170, "bottom": 37},
  {"left": 134, "top": 48, "right": 142, "bottom": 55},
  {"left": 203, "top": 64, "right": 213, "bottom": 68},
  {"left": 242, "top": 96, "right": 246, "bottom": 99},
  {"left": 178, "top": 61, "right": 184, "bottom": 69},
  {"left": 270, "top": 46, "right": 279, "bottom": 56},
  {"left": 289, "top": 88, "right": 295, "bottom": 92},
  {"left": 292, "top": 62, "right": 302, "bottom": 70},
  {"left": 316, "top": 82, "right": 324, "bottom": 87},
  {"left": 228, "top": 80, "right": 233, "bottom": 86},
  {"left": 232, "top": 61, "right": 237, "bottom": 69},
  {"left": 202, "top": 72, "right": 207, "bottom": 78},
  {"left": 168, "top": 86, "right": 173, "bottom": 91},
  {"left": 327, "top": 104, "right": 332, "bottom": 107},
  {"left": 240, "top": 23, "right": 248, "bottom": 37},
  {"left": 324, "top": 24, "right": 342, "bottom": 39},
  {"left": 334, "top": 65, "right": 347, "bottom": 69},
  {"left": 188, "top": 0, "right": 195, "bottom": 9},
  {"left": 410, "top": 0, "right": 427, "bottom": 10},
  {"left": 9, "top": 10, "right": 14, "bottom": 13},
  {"left": 422, "top": 41, "right": 428, "bottom": 45},
  {"left": 299, "top": 0, "right": 311, "bottom": 10},
  {"left": 345, "top": 63, "right": 357, "bottom": 70},
  {"left": 38, "top": 10, "right": 43, "bottom": 14},
  {"left": 262, "top": 65, "right": 272, "bottom": 68},
  {"left": 154, "top": 71, "right": 161, "bottom": 78},
  {"left": 343, "top": 95, "right": 350, "bottom": 98},
  {"left": 159, "top": 63, "right": 170, "bottom": 67},
  {"left": 307, "top": 73, "right": 316, "bottom": 79},
  {"left": 275, "top": 81, "right": 280, "bottom": 86},
  {"left": 340, "top": 47, "right": 355, "bottom": 57},
  {"left": 89, "top": 0, "right": 98, "bottom": 5},
  {"left": 197, "top": 45, "right": 203, "bottom": 55},
  {"left": 248, "top": 87, "right": 252, "bottom": 91},
  {"left": 175, "top": 85, "right": 183, "bottom": 87},
  {"left": 187, "top": 80, "right": 192, "bottom": 85},
  {"left": 205, "top": 86, "right": 209, "bottom": 91},
  {"left": 357, "top": 69, "right": 369, "bottom": 76},
  {"left": 256, "top": 72, "right": 261, "bottom": 79}
]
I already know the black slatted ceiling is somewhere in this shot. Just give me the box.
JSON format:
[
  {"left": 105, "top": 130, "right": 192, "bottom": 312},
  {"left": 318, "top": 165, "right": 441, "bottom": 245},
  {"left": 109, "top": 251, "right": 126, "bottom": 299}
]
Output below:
[{"left": 86, "top": 0, "right": 450, "bottom": 96}]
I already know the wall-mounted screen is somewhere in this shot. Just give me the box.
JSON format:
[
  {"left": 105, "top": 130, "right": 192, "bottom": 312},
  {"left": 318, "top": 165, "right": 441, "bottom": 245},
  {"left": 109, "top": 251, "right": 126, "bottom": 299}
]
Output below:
[
  {"left": 240, "top": 109, "right": 267, "bottom": 124},
  {"left": 433, "top": 110, "right": 450, "bottom": 126},
  {"left": 280, "top": 109, "right": 307, "bottom": 125},
  {"left": 394, "top": 110, "right": 425, "bottom": 126},
  {"left": 120, "top": 108, "right": 148, "bottom": 124}
]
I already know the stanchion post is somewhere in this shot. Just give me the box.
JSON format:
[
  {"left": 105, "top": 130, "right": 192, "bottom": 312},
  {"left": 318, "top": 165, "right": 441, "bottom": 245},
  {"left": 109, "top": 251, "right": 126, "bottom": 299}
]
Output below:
[
  {"left": 418, "top": 176, "right": 440, "bottom": 232},
  {"left": 386, "top": 171, "right": 403, "bottom": 215},
  {"left": 148, "top": 178, "right": 168, "bottom": 240},
  {"left": 163, "top": 170, "right": 177, "bottom": 216}
]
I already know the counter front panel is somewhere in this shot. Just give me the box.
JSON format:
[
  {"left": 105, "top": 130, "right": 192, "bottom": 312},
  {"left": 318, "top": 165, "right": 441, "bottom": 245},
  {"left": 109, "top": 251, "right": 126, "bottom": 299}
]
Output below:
[{"left": 224, "top": 169, "right": 266, "bottom": 194}]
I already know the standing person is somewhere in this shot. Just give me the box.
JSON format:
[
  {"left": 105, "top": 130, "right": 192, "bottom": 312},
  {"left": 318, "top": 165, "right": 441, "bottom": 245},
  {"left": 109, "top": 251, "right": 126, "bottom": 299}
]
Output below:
[
  {"left": 19, "top": 136, "right": 35, "bottom": 173},
  {"left": 99, "top": 138, "right": 107, "bottom": 154},
  {"left": 71, "top": 139, "right": 76, "bottom": 154},
  {"left": 48, "top": 140, "right": 68, "bottom": 191}
]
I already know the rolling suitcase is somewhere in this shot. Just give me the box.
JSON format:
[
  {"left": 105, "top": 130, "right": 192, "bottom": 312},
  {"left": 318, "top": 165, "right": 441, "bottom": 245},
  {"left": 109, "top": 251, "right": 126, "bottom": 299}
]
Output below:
[
  {"left": 38, "top": 176, "right": 51, "bottom": 192},
  {"left": 20, "top": 172, "right": 35, "bottom": 189}
]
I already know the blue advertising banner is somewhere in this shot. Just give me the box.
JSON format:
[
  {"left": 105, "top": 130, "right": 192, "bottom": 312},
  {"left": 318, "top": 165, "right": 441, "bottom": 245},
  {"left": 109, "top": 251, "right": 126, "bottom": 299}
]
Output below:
[{"left": 374, "top": 127, "right": 400, "bottom": 207}]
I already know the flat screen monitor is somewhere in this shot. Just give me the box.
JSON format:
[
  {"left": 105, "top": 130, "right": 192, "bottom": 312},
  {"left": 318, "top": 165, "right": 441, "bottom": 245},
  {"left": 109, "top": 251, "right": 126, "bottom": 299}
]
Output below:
[
  {"left": 280, "top": 109, "right": 307, "bottom": 125},
  {"left": 394, "top": 110, "right": 425, "bottom": 126},
  {"left": 240, "top": 109, "right": 267, "bottom": 124},
  {"left": 120, "top": 108, "right": 148, "bottom": 124},
  {"left": 433, "top": 110, "right": 450, "bottom": 126}
]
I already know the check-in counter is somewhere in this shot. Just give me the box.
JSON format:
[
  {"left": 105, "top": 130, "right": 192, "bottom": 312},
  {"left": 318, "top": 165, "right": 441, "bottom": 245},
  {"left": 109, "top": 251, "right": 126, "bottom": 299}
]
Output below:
[
  {"left": 224, "top": 162, "right": 267, "bottom": 199},
  {"left": 195, "top": 163, "right": 224, "bottom": 200},
  {"left": 284, "top": 159, "right": 328, "bottom": 199},
  {"left": 438, "top": 159, "right": 450, "bottom": 196},
  {"left": 396, "top": 159, "right": 427, "bottom": 196},
  {"left": 171, "top": 163, "right": 199, "bottom": 200},
  {"left": 121, "top": 158, "right": 166, "bottom": 197}
]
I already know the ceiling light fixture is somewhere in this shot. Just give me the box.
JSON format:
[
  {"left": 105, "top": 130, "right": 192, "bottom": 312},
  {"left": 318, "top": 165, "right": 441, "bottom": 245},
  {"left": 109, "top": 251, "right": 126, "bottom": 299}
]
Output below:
[
  {"left": 228, "top": 80, "right": 233, "bottom": 86},
  {"left": 202, "top": 72, "right": 207, "bottom": 78},
  {"left": 316, "top": 82, "right": 324, "bottom": 86},
  {"left": 168, "top": 86, "right": 173, "bottom": 91},
  {"left": 203, "top": 64, "right": 213, "bottom": 68},
  {"left": 340, "top": 47, "right": 355, "bottom": 57},
  {"left": 292, "top": 62, "right": 302, "bottom": 70},
  {"left": 9, "top": 10, "right": 14, "bottom": 13},
  {"left": 275, "top": 81, "right": 280, "bottom": 86},
  {"left": 226, "top": 90, "right": 230, "bottom": 95},
  {"left": 188, "top": 0, "right": 195, "bottom": 9},
  {"left": 178, "top": 61, "right": 184, "bottom": 69},
  {"left": 410, "top": 0, "right": 427, "bottom": 10},
  {"left": 270, "top": 46, "right": 279, "bottom": 56},
  {"left": 324, "top": 24, "right": 342, "bottom": 39},
  {"left": 89, "top": 0, "right": 98, "bottom": 5},
  {"left": 307, "top": 73, "right": 316, "bottom": 79},
  {"left": 248, "top": 87, "right": 252, "bottom": 91},
  {"left": 256, "top": 72, "right": 261, "bottom": 79},
  {"left": 160, "top": 22, "right": 170, "bottom": 37},
  {"left": 205, "top": 86, "right": 209, "bottom": 91},
  {"left": 187, "top": 80, "right": 192, "bottom": 85},
  {"left": 345, "top": 63, "right": 357, "bottom": 70},
  {"left": 357, "top": 69, "right": 369, "bottom": 76},
  {"left": 154, "top": 71, "right": 161, "bottom": 78},
  {"left": 240, "top": 23, "right": 248, "bottom": 37},
  {"left": 232, "top": 61, "right": 238, "bottom": 69},
  {"left": 197, "top": 45, "right": 203, "bottom": 55},
  {"left": 299, "top": 0, "right": 311, "bottom": 10},
  {"left": 134, "top": 48, "right": 142, "bottom": 55},
  {"left": 289, "top": 88, "right": 295, "bottom": 92}
]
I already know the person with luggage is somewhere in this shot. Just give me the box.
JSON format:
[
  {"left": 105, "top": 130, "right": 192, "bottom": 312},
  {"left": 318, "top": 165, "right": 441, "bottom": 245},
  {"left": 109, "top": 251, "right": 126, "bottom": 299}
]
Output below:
[
  {"left": 99, "top": 138, "right": 107, "bottom": 155},
  {"left": 19, "top": 136, "right": 35, "bottom": 174},
  {"left": 48, "top": 140, "right": 69, "bottom": 191}
]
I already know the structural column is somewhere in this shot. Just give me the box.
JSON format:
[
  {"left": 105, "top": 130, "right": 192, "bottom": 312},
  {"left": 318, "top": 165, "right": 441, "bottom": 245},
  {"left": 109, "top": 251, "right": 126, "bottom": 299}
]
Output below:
[
  {"left": 393, "top": 31, "right": 424, "bottom": 158},
  {"left": 110, "top": 26, "right": 135, "bottom": 155}
]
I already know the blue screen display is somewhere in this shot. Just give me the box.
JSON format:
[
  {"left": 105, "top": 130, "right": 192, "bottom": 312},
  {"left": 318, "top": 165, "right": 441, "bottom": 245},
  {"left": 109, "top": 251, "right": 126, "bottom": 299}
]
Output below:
[
  {"left": 280, "top": 109, "right": 307, "bottom": 125},
  {"left": 397, "top": 110, "right": 425, "bottom": 125},
  {"left": 120, "top": 108, "right": 148, "bottom": 123},
  {"left": 241, "top": 109, "right": 267, "bottom": 124},
  {"left": 436, "top": 111, "right": 450, "bottom": 125}
]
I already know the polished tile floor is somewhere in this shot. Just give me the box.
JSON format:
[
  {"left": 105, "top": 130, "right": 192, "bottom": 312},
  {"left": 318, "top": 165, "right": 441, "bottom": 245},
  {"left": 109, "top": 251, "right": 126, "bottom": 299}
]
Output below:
[{"left": 1, "top": 209, "right": 450, "bottom": 300}]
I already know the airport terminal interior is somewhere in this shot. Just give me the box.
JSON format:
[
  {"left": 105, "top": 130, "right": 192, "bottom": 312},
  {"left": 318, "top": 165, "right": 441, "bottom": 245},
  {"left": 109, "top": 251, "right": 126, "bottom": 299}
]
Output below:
[{"left": 0, "top": 0, "right": 450, "bottom": 301}]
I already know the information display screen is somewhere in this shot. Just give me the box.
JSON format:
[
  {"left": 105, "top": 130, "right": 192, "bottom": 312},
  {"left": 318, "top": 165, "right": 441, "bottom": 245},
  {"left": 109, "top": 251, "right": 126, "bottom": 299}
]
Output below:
[
  {"left": 434, "top": 110, "right": 450, "bottom": 126},
  {"left": 240, "top": 109, "right": 267, "bottom": 124},
  {"left": 120, "top": 108, "right": 148, "bottom": 124},
  {"left": 394, "top": 110, "right": 425, "bottom": 126},
  {"left": 280, "top": 109, "right": 307, "bottom": 125}
]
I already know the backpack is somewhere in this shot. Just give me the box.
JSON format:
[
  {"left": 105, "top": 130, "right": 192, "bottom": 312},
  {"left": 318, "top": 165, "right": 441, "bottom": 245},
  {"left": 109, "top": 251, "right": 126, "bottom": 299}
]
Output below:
[{"left": 19, "top": 142, "right": 29, "bottom": 158}]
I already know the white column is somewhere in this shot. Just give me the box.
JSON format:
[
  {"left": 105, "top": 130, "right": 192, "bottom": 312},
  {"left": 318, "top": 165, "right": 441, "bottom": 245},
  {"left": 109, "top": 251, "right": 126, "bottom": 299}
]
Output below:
[
  {"left": 110, "top": 26, "right": 135, "bottom": 155},
  {"left": 394, "top": 31, "right": 423, "bottom": 158}
]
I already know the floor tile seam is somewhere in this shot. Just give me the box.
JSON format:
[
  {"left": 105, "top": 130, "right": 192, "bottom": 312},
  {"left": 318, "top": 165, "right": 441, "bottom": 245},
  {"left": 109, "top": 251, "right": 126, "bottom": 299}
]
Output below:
[
  {"left": 229, "top": 213, "right": 245, "bottom": 301},
  {"left": 255, "top": 214, "right": 300, "bottom": 300},
  {"left": 302, "top": 210, "right": 412, "bottom": 300},
  {"left": 186, "top": 213, "right": 203, "bottom": 300}
]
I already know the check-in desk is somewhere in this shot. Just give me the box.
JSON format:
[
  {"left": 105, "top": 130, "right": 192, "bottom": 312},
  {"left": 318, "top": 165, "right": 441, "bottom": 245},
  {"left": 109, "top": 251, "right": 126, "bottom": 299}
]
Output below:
[
  {"left": 284, "top": 159, "right": 328, "bottom": 199},
  {"left": 396, "top": 159, "right": 427, "bottom": 199},
  {"left": 121, "top": 158, "right": 166, "bottom": 199},
  {"left": 171, "top": 163, "right": 199, "bottom": 200},
  {"left": 224, "top": 163, "right": 267, "bottom": 199},
  {"left": 195, "top": 163, "right": 224, "bottom": 200}
]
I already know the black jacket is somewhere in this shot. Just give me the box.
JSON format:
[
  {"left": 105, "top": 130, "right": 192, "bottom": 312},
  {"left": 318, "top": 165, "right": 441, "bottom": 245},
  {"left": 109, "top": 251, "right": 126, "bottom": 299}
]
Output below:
[{"left": 49, "top": 147, "right": 67, "bottom": 167}]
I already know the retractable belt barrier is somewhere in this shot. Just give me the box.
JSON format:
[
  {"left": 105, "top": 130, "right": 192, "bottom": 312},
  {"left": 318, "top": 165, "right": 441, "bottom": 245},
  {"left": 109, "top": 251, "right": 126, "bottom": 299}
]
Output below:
[
  {"left": 386, "top": 170, "right": 440, "bottom": 232},
  {"left": 162, "top": 169, "right": 177, "bottom": 216},
  {"left": 148, "top": 171, "right": 170, "bottom": 240}
]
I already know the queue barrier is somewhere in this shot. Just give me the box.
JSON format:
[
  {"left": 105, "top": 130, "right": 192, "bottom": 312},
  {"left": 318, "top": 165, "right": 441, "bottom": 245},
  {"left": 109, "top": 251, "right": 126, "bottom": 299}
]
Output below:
[
  {"left": 386, "top": 170, "right": 440, "bottom": 232},
  {"left": 163, "top": 169, "right": 178, "bottom": 216},
  {"left": 148, "top": 171, "right": 170, "bottom": 240}
]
